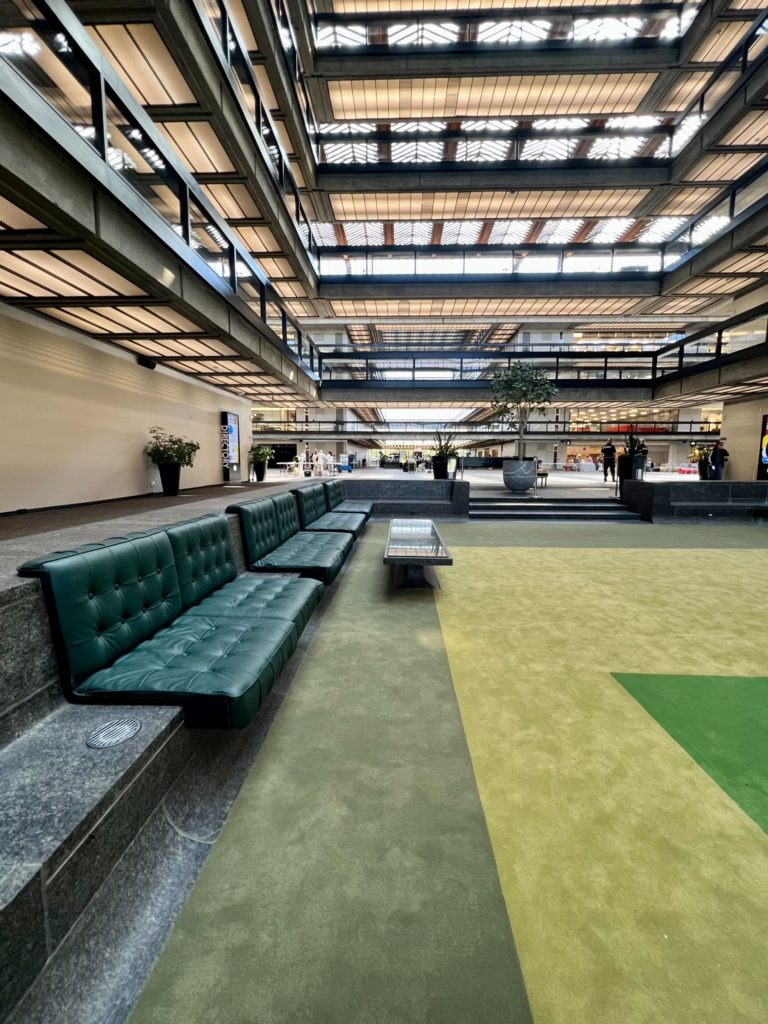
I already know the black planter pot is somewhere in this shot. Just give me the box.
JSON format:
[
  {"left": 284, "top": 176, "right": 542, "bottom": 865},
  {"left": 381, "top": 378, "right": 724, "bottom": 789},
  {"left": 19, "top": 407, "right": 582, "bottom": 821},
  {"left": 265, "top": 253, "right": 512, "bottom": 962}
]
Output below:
[
  {"left": 617, "top": 453, "right": 644, "bottom": 497},
  {"left": 697, "top": 457, "right": 710, "bottom": 480},
  {"left": 158, "top": 462, "right": 181, "bottom": 497},
  {"left": 253, "top": 460, "right": 267, "bottom": 482},
  {"left": 432, "top": 455, "right": 448, "bottom": 479}
]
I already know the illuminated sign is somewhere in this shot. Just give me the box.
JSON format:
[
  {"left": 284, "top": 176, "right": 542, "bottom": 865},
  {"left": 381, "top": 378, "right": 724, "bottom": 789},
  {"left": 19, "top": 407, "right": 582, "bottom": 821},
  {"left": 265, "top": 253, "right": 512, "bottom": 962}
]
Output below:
[{"left": 220, "top": 412, "right": 240, "bottom": 481}]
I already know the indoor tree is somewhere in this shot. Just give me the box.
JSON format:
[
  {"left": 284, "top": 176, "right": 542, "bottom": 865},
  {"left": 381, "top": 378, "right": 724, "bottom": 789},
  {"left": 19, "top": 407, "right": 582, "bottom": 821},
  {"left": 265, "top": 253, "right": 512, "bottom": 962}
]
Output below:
[{"left": 490, "top": 363, "right": 558, "bottom": 459}]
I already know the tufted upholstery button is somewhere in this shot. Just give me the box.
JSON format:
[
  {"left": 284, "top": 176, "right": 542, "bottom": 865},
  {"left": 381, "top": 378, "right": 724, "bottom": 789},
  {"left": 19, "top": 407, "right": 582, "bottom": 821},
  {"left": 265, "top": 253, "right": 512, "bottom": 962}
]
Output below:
[{"left": 114, "top": 583, "right": 119, "bottom": 590}]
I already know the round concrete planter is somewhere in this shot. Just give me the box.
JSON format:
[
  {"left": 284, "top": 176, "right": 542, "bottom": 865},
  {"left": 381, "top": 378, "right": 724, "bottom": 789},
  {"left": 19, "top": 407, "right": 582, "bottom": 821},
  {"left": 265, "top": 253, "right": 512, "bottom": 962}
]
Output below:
[{"left": 502, "top": 458, "right": 536, "bottom": 492}]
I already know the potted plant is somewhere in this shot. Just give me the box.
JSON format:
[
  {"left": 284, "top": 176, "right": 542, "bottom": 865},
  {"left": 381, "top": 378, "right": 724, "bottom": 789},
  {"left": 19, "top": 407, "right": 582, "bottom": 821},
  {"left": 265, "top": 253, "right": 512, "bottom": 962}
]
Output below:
[
  {"left": 249, "top": 444, "right": 274, "bottom": 482},
  {"left": 690, "top": 442, "right": 712, "bottom": 480},
  {"left": 617, "top": 433, "right": 647, "bottom": 496},
  {"left": 431, "top": 431, "right": 460, "bottom": 480},
  {"left": 491, "top": 364, "right": 558, "bottom": 492},
  {"left": 143, "top": 426, "right": 200, "bottom": 497}
]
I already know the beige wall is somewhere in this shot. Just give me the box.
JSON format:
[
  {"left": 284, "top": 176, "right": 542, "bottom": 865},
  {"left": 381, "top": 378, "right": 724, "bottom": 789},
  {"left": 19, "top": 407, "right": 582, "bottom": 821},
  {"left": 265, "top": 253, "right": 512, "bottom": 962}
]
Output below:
[
  {"left": 720, "top": 395, "right": 768, "bottom": 480},
  {"left": 0, "top": 308, "right": 252, "bottom": 512}
]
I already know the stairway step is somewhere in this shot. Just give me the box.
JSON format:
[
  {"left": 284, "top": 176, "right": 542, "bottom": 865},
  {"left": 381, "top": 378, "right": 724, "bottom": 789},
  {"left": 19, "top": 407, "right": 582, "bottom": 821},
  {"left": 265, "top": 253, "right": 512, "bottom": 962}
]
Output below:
[{"left": 468, "top": 510, "right": 641, "bottom": 521}]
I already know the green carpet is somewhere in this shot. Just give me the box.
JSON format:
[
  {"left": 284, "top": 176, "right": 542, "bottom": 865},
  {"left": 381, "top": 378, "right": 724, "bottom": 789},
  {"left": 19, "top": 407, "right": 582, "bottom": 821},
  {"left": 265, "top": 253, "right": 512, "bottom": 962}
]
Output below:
[
  {"left": 130, "top": 525, "right": 532, "bottom": 1024},
  {"left": 615, "top": 673, "right": 768, "bottom": 833}
]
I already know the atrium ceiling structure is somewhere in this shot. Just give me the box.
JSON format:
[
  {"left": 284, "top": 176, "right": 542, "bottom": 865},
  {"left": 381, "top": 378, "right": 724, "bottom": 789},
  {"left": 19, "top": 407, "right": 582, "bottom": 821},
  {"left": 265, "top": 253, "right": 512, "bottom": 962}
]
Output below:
[{"left": 0, "top": 0, "right": 767, "bottom": 417}]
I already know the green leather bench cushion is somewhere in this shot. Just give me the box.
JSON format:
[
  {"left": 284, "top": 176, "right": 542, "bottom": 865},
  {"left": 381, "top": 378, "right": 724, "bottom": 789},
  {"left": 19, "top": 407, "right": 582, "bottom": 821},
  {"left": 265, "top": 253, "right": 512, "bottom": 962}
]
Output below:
[
  {"left": 19, "top": 533, "right": 182, "bottom": 685},
  {"left": 303, "top": 511, "right": 366, "bottom": 539},
  {"left": 293, "top": 484, "right": 327, "bottom": 528},
  {"left": 228, "top": 499, "right": 281, "bottom": 564},
  {"left": 166, "top": 516, "right": 237, "bottom": 610},
  {"left": 185, "top": 573, "right": 323, "bottom": 631},
  {"left": 335, "top": 500, "right": 374, "bottom": 517},
  {"left": 272, "top": 492, "right": 301, "bottom": 543},
  {"left": 75, "top": 614, "right": 297, "bottom": 729},
  {"left": 323, "top": 480, "right": 373, "bottom": 518},
  {"left": 253, "top": 531, "right": 352, "bottom": 585}
]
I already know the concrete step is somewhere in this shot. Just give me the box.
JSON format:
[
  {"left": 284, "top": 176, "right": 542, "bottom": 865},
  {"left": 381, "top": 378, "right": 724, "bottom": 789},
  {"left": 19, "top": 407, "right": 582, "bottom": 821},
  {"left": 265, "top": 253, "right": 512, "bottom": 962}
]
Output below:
[{"left": 468, "top": 510, "right": 642, "bottom": 521}]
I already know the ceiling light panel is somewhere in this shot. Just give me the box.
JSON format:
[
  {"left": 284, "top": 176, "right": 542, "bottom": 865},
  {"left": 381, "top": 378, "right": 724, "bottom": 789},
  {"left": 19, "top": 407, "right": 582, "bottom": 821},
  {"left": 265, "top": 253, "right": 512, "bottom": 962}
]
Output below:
[
  {"left": 87, "top": 25, "right": 194, "bottom": 105},
  {"left": 328, "top": 74, "right": 657, "bottom": 120},
  {"left": 0, "top": 199, "right": 46, "bottom": 231},
  {"left": 330, "top": 189, "right": 650, "bottom": 220}
]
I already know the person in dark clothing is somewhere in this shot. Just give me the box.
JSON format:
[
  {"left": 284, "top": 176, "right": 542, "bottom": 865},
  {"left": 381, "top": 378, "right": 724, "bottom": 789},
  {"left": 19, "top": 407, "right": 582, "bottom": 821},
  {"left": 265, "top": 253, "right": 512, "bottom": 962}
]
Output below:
[
  {"left": 709, "top": 439, "right": 729, "bottom": 480},
  {"left": 601, "top": 439, "right": 617, "bottom": 482}
]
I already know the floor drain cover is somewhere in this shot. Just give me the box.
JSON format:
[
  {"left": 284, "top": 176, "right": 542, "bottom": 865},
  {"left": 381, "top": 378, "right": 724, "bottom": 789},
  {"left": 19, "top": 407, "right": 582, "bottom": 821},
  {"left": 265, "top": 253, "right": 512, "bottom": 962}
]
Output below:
[{"left": 86, "top": 718, "right": 141, "bottom": 749}]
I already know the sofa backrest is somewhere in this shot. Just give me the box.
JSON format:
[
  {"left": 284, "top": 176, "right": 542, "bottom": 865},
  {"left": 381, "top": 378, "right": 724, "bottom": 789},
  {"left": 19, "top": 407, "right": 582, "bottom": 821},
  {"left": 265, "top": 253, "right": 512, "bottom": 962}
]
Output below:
[
  {"left": 165, "top": 515, "right": 237, "bottom": 610},
  {"left": 18, "top": 533, "right": 181, "bottom": 688},
  {"left": 227, "top": 498, "right": 280, "bottom": 564},
  {"left": 293, "top": 485, "right": 326, "bottom": 527},
  {"left": 272, "top": 492, "right": 300, "bottom": 543},
  {"left": 324, "top": 479, "right": 344, "bottom": 511}
]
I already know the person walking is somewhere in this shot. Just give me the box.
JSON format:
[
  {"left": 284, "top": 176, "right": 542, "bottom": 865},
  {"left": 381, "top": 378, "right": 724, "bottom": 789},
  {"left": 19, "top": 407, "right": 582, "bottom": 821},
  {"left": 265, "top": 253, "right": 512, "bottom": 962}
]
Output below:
[
  {"left": 709, "top": 439, "right": 729, "bottom": 480},
  {"left": 600, "top": 439, "right": 617, "bottom": 482}
]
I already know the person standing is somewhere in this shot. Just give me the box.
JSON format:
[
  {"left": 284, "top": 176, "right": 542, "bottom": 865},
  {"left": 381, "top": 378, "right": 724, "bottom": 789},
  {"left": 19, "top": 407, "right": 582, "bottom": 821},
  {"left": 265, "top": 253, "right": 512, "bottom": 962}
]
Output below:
[
  {"left": 709, "top": 439, "right": 729, "bottom": 480},
  {"left": 601, "top": 439, "right": 617, "bottom": 482}
]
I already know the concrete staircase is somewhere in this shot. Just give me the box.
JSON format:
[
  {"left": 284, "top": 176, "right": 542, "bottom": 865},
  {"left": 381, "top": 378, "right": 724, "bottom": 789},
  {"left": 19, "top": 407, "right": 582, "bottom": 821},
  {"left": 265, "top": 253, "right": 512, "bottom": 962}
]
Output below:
[{"left": 468, "top": 496, "right": 642, "bottom": 522}]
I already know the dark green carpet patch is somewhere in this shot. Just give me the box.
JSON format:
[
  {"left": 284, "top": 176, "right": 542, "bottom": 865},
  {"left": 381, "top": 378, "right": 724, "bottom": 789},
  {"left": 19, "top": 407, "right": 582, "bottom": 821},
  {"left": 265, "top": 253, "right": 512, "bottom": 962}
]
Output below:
[{"left": 614, "top": 673, "right": 768, "bottom": 833}]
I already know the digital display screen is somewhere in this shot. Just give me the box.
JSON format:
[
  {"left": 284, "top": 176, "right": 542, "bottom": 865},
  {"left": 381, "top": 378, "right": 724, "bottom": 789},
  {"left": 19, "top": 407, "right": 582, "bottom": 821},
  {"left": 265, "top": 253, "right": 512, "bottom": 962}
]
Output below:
[
  {"left": 220, "top": 412, "right": 240, "bottom": 480},
  {"left": 758, "top": 414, "right": 768, "bottom": 480}
]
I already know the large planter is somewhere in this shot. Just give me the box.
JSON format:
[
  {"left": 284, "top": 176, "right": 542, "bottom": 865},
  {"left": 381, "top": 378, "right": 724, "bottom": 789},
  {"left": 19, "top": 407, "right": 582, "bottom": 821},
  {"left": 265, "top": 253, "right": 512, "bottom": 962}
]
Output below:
[
  {"left": 617, "top": 453, "right": 644, "bottom": 497},
  {"left": 697, "top": 457, "right": 710, "bottom": 480},
  {"left": 502, "top": 457, "right": 536, "bottom": 492},
  {"left": 252, "top": 460, "right": 267, "bottom": 482},
  {"left": 432, "top": 455, "right": 449, "bottom": 479},
  {"left": 157, "top": 462, "right": 181, "bottom": 497}
]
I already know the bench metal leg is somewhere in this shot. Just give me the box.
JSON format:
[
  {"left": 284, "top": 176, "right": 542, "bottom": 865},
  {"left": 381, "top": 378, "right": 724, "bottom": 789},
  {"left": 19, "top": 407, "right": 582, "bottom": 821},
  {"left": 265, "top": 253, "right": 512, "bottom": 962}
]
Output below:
[{"left": 392, "top": 563, "right": 440, "bottom": 589}]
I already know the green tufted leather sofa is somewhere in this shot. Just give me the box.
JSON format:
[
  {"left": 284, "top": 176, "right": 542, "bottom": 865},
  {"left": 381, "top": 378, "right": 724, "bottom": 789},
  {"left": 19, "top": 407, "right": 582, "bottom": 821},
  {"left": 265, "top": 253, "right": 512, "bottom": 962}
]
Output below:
[
  {"left": 323, "top": 479, "right": 374, "bottom": 519},
  {"left": 227, "top": 493, "right": 353, "bottom": 585},
  {"left": 292, "top": 484, "right": 367, "bottom": 539},
  {"left": 17, "top": 515, "right": 323, "bottom": 729}
]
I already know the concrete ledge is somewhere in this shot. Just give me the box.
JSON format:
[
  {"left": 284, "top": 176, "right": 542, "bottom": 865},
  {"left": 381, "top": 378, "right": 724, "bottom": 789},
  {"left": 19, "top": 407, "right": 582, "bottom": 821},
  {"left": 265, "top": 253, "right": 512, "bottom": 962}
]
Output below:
[
  {"left": 623, "top": 480, "right": 768, "bottom": 522},
  {"left": 341, "top": 478, "right": 470, "bottom": 516}
]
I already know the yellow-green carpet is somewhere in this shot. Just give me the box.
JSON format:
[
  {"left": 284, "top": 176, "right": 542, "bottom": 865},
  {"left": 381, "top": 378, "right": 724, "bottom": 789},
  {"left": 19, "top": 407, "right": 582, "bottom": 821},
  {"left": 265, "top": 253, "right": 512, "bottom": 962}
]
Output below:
[{"left": 130, "top": 522, "right": 768, "bottom": 1024}]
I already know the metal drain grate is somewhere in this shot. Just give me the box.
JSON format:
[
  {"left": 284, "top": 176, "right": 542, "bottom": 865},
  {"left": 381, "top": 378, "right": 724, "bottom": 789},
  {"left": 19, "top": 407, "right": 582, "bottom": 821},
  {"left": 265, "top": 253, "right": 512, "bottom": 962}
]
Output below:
[{"left": 86, "top": 718, "right": 141, "bottom": 749}]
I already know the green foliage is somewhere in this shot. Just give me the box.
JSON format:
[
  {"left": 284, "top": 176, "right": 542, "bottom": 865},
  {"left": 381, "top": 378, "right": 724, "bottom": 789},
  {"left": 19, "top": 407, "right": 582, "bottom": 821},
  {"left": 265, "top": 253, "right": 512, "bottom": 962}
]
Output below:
[
  {"left": 143, "top": 426, "right": 200, "bottom": 467},
  {"left": 249, "top": 444, "right": 274, "bottom": 463},
  {"left": 689, "top": 442, "right": 713, "bottom": 464},
  {"left": 490, "top": 364, "right": 558, "bottom": 458},
  {"left": 623, "top": 432, "right": 648, "bottom": 455},
  {"left": 431, "top": 431, "right": 460, "bottom": 457}
]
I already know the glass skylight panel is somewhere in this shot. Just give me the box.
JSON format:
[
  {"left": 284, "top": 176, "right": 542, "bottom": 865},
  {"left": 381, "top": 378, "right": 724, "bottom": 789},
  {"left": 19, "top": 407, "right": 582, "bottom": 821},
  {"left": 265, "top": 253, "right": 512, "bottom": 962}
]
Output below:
[
  {"left": 462, "top": 120, "right": 517, "bottom": 133},
  {"left": 588, "top": 136, "right": 646, "bottom": 160},
  {"left": 318, "top": 122, "right": 375, "bottom": 135},
  {"left": 520, "top": 137, "right": 577, "bottom": 161},
  {"left": 562, "top": 253, "right": 612, "bottom": 274},
  {"left": 391, "top": 140, "right": 443, "bottom": 163},
  {"left": 456, "top": 138, "right": 510, "bottom": 162},
  {"left": 440, "top": 221, "right": 483, "bottom": 245},
  {"left": 661, "top": 8, "right": 697, "bottom": 39},
  {"left": 534, "top": 118, "right": 588, "bottom": 132},
  {"left": 538, "top": 219, "right": 583, "bottom": 244},
  {"left": 315, "top": 25, "right": 367, "bottom": 47},
  {"left": 637, "top": 217, "right": 686, "bottom": 243},
  {"left": 605, "top": 116, "right": 661, "bottom": 131},
  {"left": 393, "top": 221, "right": 433, "bottom": 246},
  {"left": 672, "top": 114, "right": 706, "bottom": 155},
  {"left": 344, "top": 221, "right": 385, "bottom": 246},
  {"left": 573, "top": 17, "right": 643, "bottom": 41},
  {"left": 391, "top": 121, "right": 446, "bottom": 134},
  {"left": 476, "top": 20, "right": 551, "bottom": 44},
  {"left": 691, "top": 216, "right": 730, "bottom": 246},
  {"left": 487, "top": 220, "right": 532, "bottom": 244},
  {"left": 612, "top": 252, "right": 662, "bottom": 273},
  {"left": 323, "top": 141, "right": 378, "bottom": 163},
  {"left": 313, "top": 222, "right": 340, "bottom": 246},
  {"left": 585, "top": 219, "right": 634, "bottom": 245},
  {"left": 414, "top": 255, "right": 465, "bottom": 274},
  {"left": 464, "top": 255, "right": 515, "bottom": 274},
  {"left": 388, "top": 23, "right": 460, "bottom": 46},
  {"left": 0, "top": 31, "right": 40, "bottom": 56}
]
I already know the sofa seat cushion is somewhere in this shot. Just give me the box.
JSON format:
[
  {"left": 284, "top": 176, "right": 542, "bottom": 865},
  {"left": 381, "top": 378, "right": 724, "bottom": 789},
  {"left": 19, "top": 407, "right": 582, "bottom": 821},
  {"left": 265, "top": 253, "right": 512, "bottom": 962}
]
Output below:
[
  {"left": 303, "top": 511, "right": 366, "bottom": 539},
  {"left": 185, "top": 573, "right": 323, "bottom": 631},
  {"left": 75, "top": 614, "right": 297, "bottom": 729},
  {"left": 252, "top": 531, "right": 352, "bottom": 585},
  {"left": 335, "top": 500, "right": 374, "bottom": 518}
]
